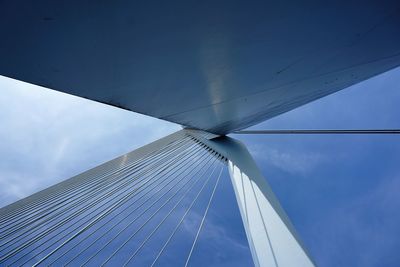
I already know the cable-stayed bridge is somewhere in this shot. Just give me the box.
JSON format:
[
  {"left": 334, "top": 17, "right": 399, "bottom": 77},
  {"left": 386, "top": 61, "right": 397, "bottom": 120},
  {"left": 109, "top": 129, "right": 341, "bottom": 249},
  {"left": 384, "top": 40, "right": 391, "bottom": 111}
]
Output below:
[
  {"left": 0, "top": 1, "right": 400, "bottom": 266},
  {"left": 0, "top": 130, "right": 314, "bottom": 266}
]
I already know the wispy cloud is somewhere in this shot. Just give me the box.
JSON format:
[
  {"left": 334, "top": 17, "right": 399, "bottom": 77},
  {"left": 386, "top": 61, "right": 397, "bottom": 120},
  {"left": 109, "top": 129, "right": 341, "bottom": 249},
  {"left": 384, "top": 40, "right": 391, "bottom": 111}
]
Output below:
[
  {"left": 182, "top": 211, "right": 249, "bottom": 252},
  {"left": 180, "top": 208, "right": 252, "bottom": 267},
  {"left": 311, "top": 172, "right": 400, "bottom": 267},
  {"left": 250, "top": 145, "right": 327, "bottom": 175},
  {"left": 0, "top": 76, "right": 180, "bottom": 206},
  {"left": 234, "top": 67, "right": 400, "bottom": 266}
]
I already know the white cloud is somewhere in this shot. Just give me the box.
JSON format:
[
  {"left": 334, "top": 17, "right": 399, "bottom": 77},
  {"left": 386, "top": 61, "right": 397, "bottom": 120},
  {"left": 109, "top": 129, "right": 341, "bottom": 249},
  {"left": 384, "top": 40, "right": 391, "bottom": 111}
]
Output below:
[
  {"left": 249, "top": 144, "right": 326, "bottom": 176},
  {"left": 0, "top": 76, "right": 180, "bottom": 207},
  {"left": 310, "top": 172, "right": 400, "bottom": 267}
]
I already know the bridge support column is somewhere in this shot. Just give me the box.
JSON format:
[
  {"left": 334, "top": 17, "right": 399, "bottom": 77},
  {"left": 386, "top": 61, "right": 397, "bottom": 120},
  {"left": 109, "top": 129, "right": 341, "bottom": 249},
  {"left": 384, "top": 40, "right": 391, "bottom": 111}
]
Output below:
[{"left": 188, "top": 130, "right": 315, "bottom": 267}]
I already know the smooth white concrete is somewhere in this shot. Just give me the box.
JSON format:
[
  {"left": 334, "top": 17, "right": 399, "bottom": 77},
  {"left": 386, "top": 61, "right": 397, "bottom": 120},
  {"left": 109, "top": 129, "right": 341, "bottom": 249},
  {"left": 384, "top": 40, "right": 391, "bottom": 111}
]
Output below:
[{"left": 193, "top": 133, "right": 315, "bottom": 267}]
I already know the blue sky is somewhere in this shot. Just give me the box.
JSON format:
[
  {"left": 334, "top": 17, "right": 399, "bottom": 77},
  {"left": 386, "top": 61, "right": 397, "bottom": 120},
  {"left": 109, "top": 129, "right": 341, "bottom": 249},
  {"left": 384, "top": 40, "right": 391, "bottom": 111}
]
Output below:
[{"left": 0, "top": 66, "right": 399, "bottom": 266}]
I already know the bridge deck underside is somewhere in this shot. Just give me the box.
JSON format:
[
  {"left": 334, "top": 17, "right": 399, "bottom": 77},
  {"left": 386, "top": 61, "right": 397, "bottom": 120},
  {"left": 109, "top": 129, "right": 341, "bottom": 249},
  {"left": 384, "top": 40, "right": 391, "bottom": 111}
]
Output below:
[{"left": 1, "top": 1, "right": 399, "bottom": 134}]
